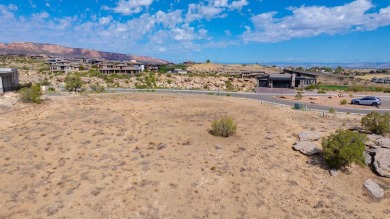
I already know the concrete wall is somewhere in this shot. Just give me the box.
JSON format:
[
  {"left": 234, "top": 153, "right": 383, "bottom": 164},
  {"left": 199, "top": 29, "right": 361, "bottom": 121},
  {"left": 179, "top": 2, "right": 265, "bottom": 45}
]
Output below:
[{"left": 0, "top": 68, "right": 19, "bottom": 93}]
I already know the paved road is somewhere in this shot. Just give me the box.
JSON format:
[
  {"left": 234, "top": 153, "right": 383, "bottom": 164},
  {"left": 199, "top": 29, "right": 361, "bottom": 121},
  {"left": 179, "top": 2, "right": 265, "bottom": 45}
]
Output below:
[{"left": 107, "top": 88, "right": 390, "bottom": 114}]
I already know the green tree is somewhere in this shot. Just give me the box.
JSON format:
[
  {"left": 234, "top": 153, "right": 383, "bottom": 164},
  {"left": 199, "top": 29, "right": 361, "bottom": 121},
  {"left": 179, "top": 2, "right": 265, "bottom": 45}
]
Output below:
[
  {"left": 19, "top": 84, "right": 42, "bottom": 104},
  {"left": 361, "top": 112, "right": 390, "bottom": 135},
  {"left": 64, "top": 75, "right": 82, "bottom": 91},
  {"left": 206, "top": 59, "right": 211, "bottom": 63},
  {"left": 322, "top": 129, "right": 367, "bottom": 169},
  {"left": 335, "top": 66, "right": 344, "bottom": 74},
  {"left": 41, "top": 77, "right": 50, "bottom": 86}
]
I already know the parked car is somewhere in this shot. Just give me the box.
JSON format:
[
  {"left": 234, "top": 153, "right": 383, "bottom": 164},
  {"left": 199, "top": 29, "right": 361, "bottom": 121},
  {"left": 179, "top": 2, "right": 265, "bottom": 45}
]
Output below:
[{"left": 351, "top": 96, "right": 381, "bottom": 107}]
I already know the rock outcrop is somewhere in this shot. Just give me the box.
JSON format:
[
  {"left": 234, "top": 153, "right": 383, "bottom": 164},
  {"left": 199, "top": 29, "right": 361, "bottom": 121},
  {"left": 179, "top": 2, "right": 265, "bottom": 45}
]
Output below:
[
  {"left": 293, "top": 141, "right": 320, "bottom": 155},
  {"left": 363, "top": 179, "right": 384, "bottom": 198},
  {"left": 298, "top": 130, "right": 321, "bottom": 141},
  {"left": 373, "top": 148, "right": 390, "bottom": 177}
]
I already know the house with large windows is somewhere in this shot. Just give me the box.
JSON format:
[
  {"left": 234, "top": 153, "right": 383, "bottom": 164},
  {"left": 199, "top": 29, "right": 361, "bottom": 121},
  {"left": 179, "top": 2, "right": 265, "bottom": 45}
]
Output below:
[
  {"left": 0, "top": 68, "right": 19, "bottom": 93},
  {"left": 256, "top": 70, "right": 317, "bottom": 90}
]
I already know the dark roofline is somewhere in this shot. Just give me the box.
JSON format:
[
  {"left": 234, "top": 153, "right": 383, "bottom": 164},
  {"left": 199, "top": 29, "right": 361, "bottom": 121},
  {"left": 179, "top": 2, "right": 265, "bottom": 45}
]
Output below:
[{"left": 283, "top": 69, "right": 319, "bottom": 77}]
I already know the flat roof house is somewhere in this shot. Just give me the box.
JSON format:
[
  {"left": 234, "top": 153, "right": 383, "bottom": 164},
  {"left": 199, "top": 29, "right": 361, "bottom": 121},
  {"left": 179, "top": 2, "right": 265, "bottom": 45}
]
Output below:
[
  {"left": 0, "top": 68, "right": 19, "bottom": 93},
  {"left": 256, "top": 70, "right": 317, "bottom": 89}
]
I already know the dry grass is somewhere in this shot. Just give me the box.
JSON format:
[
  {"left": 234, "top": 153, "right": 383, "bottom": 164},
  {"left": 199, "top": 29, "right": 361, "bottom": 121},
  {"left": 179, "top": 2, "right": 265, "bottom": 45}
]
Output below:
[{"left": 0, "top": 93, "right": 389, "bottom": 218}]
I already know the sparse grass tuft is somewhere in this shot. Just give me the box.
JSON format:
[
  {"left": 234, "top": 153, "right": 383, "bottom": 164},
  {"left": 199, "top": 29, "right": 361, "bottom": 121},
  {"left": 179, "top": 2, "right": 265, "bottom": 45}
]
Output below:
[{"left": 210, "top": 116, "right": 237, "bottom": 137}]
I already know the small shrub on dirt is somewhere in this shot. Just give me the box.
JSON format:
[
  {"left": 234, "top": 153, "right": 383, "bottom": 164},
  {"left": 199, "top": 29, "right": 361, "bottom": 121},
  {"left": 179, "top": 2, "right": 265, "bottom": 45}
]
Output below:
[
  {"left": 318, "top": 89, "right": 326, "bottom": 94},
  {"left": 64, "top": 75, "right": 82, "bottom": 91},
  {"left": 90, "top": 83, "right": 105, "bottom": 93},
  {"left": 328, "top": 108, "right": 336, "bottom": 113},
  {"left": 322, "top": 129, "right": 367, "bottom": 169},
  {"left": 211, "top": 116, "right": 237, "bottom": 137},
  {"left": 19, "top": 84, "right": 42, "bottom": 104},
  {"left": 295, "top": 91, "right": 303, "bottom": 100},
  {"left": 361, "top": 112, "right": 390, "bottom": 135},
  {"left": 340, "top": 99, "right": 347, "bottom": 105}
]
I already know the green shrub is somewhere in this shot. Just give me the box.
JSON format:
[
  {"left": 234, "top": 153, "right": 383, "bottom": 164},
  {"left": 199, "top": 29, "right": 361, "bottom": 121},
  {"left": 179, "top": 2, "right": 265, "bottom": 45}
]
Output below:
[
  {"left": 64, "top": 75, "right": 82, "bottom": 91},
  {"left": 305, "top": 84, "right": 319, "bottom": 90},
  {"left": 90, "top": 83, "right": 105, "bottom": 93},
  {"left": 19, "top": 84, "right": 42, "bottom": 104},
  {"left": 361, "top": 112, "right": 390, "bottom": 135},
  {"left": 329, "top": 108, "right": 336, "bottom": 113},
  {"left": 40, "top": 77, "right": 50, "bottom": 86},
  {"left": 295, "top": 91, "right": 303, "bottom": 100},
  {"left": 322, "top": 129, "right": 367, "bottom": 169},
  {"left": 340, "top": 99, "right": 347, "bottom": 105},
  {"left": 211, "top": 116, "right": 237, "bottom": 137},
  {"left": 318, "top": 89, "right": 326, "bottom": 94},
  {"left": 348, "top": 85, "right": 364, "bottom": 92}
]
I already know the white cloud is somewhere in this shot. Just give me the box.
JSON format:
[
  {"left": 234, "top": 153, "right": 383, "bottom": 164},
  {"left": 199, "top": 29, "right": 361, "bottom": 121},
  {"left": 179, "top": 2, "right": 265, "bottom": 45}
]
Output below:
[
  {"left": 111, "top": 0, "right": 154, "bottom": 15},
  {"left": 0, "top": 4, "right": 17, "bottom": 19},
  {"left": 185, "top": 0, "right": 249, "bottom": 22},
  {"left": 32, "top": 12, "right": 50, "bottom": 19},
  {"left": 98, "top": 16, "right": 112, "bottom": 25},
  {"left": 172, "top": 25, "right": 197, "bottom": 41},
  {"left": 243, "top": 0, "right": 390, "bottom": 42},
  {"left": 229, "top": 0, "right": 248, "bottom": 10},
  {"left": 155, "top": 10, "right": 183, "bottom": 28}
]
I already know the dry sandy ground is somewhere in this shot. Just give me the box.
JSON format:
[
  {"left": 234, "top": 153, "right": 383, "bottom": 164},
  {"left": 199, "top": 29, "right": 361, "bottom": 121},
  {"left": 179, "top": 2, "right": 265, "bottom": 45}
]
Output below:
[{"left": 0, "top": 93, "right": 389, "bottom": 218}]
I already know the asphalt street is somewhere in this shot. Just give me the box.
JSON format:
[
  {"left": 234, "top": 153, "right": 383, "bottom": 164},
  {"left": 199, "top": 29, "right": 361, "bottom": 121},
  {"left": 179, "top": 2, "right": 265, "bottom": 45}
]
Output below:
[{"left": 108, "top": 88, "right": 390, "bottom": 115}]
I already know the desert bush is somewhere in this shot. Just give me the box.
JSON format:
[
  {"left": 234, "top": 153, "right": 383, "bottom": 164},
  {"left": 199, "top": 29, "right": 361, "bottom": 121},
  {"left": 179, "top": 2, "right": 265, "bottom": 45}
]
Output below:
[
  {"left": 211, "top": 116, "right": 237, "bottom": 137},
  {"left": 90, "top": 83, "right": 105, "bottom": 93},
  {"left": 328, "top": 108, "right": 336, "bottom": 113},
  {"left": 361, "top": 112, "right": 390, "bottom": 135},
  {"left": 318, "top": 89, "right": 326, "bottom": 94},
  {"left": 322, "top": 129, "right": 367, "bottom": 169},
  {"left": 304, "top": 84, "right": 319, "bottom": 90},
  {"left": 348, "top": 85, "right": 364, "bottom": 92},
  {"left": 64, "top": 75, "right": 82, "bottom": 91},
  {"left": 40, "top": 77, "right": 50, "bottom": 86},
  {"left": 295, "top": 91, "right": 303, "bottom": 100},
  {"left": 340, "top": 99, "right": 347, "bottom": 105},
  {"left": 19, "top": 84, "right": 42, "bottom": 104}
]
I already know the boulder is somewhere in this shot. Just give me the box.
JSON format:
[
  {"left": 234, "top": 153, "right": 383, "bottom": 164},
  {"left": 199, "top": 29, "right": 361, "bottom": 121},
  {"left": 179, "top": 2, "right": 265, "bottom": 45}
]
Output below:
[
  {"left": 363, "top": 179, "right": 384, "bottom": 198},
  {"left": 329, "top": 169, "right": 339, "bottom": 177},
  {"left": 367, "top": 134, "right": 382, "bottom": 142},
  {"left": 298, "top": 130, "right": 321, "bottom": 141},
  {"left": 293, "top": 141, "right": 320, "bottom": 155},
  {"left": 363, "top": 151, "right": 373, "bottom": 165},
  {"left": 365, "top": 140, "right": 380, "bottom": 149},
  {"left": 376, "top": 138, "right": 390, "bottom": 149},
  {"left": 373, "top": 148, "right": 390, "bottom": 177}
]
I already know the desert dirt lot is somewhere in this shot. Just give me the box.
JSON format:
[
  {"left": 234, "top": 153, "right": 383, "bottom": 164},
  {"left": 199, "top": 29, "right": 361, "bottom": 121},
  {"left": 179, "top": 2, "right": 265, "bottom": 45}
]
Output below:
[{"left": 0, "top": 93, "right": 389, "bottom": 218}]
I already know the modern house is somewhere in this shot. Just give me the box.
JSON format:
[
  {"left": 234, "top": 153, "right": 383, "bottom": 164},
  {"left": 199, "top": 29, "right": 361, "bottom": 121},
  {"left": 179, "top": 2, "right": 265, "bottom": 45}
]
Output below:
[
  {"left": 240, "top": 71, "right": 266, "bottom": 79},
  {"left": 0, "top": 68, "right": 19, "bottom": 93},
  {"left": 98, "top": 60, "right": 144, "bottom": 75},
  {"left": 49, "top": 60, "right": 80, "bottom": 73},
  {"left": 256, "top": 70, "right": 318, "bottom": 89}
]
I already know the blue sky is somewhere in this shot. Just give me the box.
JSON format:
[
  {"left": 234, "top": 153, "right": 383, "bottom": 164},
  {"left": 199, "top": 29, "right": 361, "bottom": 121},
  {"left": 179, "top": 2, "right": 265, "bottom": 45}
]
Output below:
[{"left": 0, "top": 0, "right": 390, "bottom": 63}]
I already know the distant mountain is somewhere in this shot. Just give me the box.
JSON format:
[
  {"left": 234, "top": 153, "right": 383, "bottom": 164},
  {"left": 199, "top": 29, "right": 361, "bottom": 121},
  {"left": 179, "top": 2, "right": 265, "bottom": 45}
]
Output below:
[{"left": 0, "top": 42, "right": 170, "bottom": 65}]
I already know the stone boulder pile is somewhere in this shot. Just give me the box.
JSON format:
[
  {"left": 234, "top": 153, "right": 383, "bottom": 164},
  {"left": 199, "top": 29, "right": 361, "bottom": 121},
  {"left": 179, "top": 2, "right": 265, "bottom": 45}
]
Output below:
[
  {"left": 293, "top": 130, "right": 321, "bottom": 156},
  {"left": 364, "top": 134, "right": 390, "bottom": 178}
]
